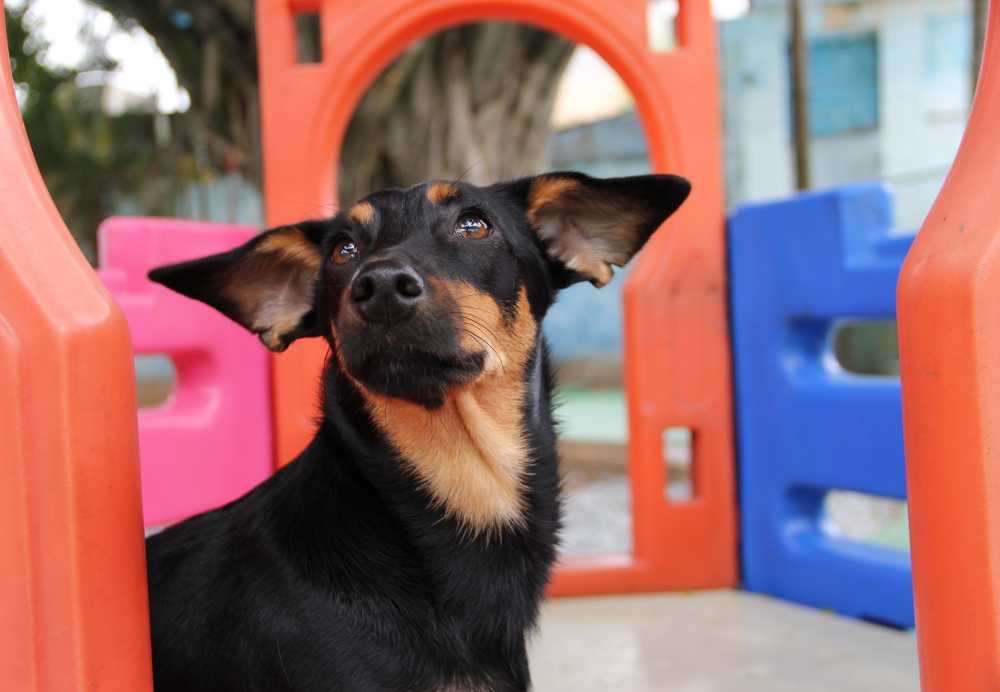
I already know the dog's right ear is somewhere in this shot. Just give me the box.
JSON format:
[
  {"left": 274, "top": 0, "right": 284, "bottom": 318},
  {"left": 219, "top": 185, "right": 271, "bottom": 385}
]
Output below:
[{"left": 148, "top": 225, "right": 325, "bottom": 352}]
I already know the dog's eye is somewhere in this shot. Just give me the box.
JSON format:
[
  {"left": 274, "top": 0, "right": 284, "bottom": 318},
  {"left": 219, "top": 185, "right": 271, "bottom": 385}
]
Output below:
[
  {"left": 332, "top": 239, "right": 359, "bottom": 265},
  {"left": 454, "top": 215, "right": 491, "bottom": 239}
]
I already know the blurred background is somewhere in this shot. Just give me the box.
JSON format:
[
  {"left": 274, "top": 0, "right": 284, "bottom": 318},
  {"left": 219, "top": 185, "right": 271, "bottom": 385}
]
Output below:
[{"left": 3, "top": 0, "right": 978, "bottom": 557}]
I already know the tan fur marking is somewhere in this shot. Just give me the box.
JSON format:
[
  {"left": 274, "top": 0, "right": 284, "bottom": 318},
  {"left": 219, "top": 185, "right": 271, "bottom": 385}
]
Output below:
[
  {"left": 348, "top": 201, "right": 375, "bottom": 225},
  {"left": 427, "top": 182, "right": 459, "bottom": 205},
  {"left": 562, "top": 241, "right": 615, "bottom": 287},
  {"left": 259, "top": 311, "right": 303, "bottom": 350},
  {"left": 527, "top": 176, "right": 644, "bottom": 287},
  {"left": 441, "top": 682, "right": 497, "bottom": 692},
  {"left": 357, "top": 285, "right": 536, "bottom": 532},
  {"left": 226, "top": 228, "right": 321, "bottom": 351},
  {"left": 525, "top": 176, "right": 581, "bottom": 221},
  {"left": 254, "top": 228, "right": 322, "bottom": 270}
]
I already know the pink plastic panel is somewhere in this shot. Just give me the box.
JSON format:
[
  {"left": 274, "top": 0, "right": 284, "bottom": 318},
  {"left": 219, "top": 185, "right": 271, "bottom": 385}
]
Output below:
[{"left": 96, "top": 217, "right": 273, "bottom": 527}]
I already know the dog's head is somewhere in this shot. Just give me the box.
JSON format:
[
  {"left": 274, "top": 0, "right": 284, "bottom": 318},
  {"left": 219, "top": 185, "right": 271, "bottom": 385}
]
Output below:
[
  {"left": 150, "top": 172, "right": 688, "bottom": 529},
  {"left": 149, "top": 173, "right": 689, "bottom": 410}
]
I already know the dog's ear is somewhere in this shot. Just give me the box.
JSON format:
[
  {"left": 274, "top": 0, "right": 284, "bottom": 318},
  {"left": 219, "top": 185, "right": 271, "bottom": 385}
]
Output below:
[
  {"left": 148, "top": 225, "right": 325, "bottom": 352},
  {"left": 505, "top": 172, "right": 691, "bottom": 288}
]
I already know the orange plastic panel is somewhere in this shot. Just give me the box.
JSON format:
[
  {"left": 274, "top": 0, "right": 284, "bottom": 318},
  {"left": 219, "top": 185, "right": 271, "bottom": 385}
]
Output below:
[
  {"left": 896, "top": 0, "right": 1000, "bottom": 688},
  {"left": 0, "top": 21, "right": 152, "bottom": 692},
  {"left": 257, "top": 0, "right": 736, "bottom": 593}
]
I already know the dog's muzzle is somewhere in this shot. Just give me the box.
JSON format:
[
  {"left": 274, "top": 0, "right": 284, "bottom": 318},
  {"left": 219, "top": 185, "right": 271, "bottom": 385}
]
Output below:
[{"left": 350, "top": 259, "right": 425, "bottom": 324}]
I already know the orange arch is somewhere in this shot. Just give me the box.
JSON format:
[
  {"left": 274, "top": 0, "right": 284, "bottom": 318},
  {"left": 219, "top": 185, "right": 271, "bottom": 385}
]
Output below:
[
  {"left": 257, "top": 0, "right": 736, "bottom": 594},
  {"left": 298, "top": 11, "right": 685, "bottom": 203}
]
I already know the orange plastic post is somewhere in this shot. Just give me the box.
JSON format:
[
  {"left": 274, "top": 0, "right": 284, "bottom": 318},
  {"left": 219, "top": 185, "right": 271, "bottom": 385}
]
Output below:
[
  {"left": 257, "top": 0, "right": 735, "bottom": 593},
  {"left": 896, "top": 0, "right": 1000, "bottom": 688},
  {"left": 0, "top": 21, "right": 152, "bottom": 692}
]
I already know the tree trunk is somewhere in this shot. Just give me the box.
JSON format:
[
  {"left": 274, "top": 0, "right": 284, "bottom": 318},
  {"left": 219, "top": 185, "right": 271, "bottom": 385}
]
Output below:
[{"left": 338, "top": 23, "right": 574, "bottom": 204}]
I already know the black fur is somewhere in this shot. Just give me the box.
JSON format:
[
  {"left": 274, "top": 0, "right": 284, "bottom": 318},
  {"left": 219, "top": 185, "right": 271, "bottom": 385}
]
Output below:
[{"left": 145, "top": 172, "right": 690, "bottom": 691}]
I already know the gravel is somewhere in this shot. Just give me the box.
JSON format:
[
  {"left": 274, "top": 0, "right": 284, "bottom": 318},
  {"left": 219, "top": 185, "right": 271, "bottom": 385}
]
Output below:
[{"left": 559, "top": 473, "right": 632, "bottom": 555}]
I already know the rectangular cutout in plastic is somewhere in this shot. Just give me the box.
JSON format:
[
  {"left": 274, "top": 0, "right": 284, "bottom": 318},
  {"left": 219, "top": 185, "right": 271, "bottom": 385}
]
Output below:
[
  {"left": 135, "top": 354, "right": 176, "bottom": 409},
  {"left": 295, "top": 12, "right": 322, "bottom": 64},
  {"left": 820, "top": 489, "right": 909, "bottom": 551},
  {"left": 663, "top": 426, "right": 694, "bottom": 500},
  {"left": 830, "top": 319, "right": 899, "bottom": 376},
  {"left": 648, "top": 0, "right": 679, "bottom": 52}
]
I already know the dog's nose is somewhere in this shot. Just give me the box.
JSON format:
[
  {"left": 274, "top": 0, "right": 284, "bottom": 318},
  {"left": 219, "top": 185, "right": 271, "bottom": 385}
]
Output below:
[{"left": 351, "top": 260, "right": 425, "bottom": 323}]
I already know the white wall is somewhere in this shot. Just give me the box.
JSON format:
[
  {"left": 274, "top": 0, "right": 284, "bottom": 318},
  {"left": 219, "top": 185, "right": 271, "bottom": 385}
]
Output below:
[{"left": 719, "top": 0, "right": 972, "bottom": 230}]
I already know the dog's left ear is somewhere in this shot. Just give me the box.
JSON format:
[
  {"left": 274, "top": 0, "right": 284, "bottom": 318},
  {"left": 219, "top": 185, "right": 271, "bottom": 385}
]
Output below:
[
  {"left": 506, "top": 172, "right": 691, "bottom": 288},
  {"left": 148, "top": 225, "right": 325, "bottom": 352}
]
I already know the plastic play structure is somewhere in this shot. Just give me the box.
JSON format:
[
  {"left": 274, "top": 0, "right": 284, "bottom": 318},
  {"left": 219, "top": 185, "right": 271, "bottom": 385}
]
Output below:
[
  {"left": 2, "top": 0, "right": 1000, "bottom": 689},
  {"left": 94, "top": 219, "right": 272, "bottom": 526},
  {"left": 0, "top": 21, "right": 151, "bottom": 692},
  {"left": 896, "top": 2, "right": 1000, "bottom": 684},
  {"left": 730, "top": 183, "right": 915, "bottom": 629}
]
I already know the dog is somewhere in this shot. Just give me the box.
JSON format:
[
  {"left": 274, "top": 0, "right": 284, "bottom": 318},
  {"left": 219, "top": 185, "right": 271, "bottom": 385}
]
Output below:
[{"left": 144, "top": 171, "right": 690, "bottom": 691}]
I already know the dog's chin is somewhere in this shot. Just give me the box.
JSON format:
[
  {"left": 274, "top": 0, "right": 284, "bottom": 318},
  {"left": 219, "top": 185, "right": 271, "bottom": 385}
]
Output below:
[{"left": 344, "top": 347, "right": 486, "bottom": 410}]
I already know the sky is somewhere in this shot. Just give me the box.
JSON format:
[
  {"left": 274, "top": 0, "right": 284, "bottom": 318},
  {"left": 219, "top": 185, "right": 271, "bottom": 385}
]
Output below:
[{"left": 5, "top": 0, "right": 190, "bottom": 113}]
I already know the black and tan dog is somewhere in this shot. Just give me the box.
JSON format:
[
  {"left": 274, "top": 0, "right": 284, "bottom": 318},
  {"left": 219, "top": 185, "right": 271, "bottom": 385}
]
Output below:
[{"left": 145, "top": 171, "right": 690, "bottom": 692}]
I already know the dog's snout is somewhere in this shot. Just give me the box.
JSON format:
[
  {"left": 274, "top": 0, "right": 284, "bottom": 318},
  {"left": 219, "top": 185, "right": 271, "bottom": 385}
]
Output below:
[{"left": 351, "top": 260, "right": 425, "bottom": 323}]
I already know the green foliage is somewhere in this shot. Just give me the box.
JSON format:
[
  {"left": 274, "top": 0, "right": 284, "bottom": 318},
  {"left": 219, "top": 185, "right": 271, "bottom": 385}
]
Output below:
[{"left": 6, "top": 5, "right": 190, "bottom": 261}]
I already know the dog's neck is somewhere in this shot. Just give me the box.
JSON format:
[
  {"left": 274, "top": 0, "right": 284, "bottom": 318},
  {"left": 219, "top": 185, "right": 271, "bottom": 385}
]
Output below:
[
  {"left": 360, "top": 380, "right": 530, "bottom": 531},
  {"left": 327, "top": 336, "right": 553, "bottom": 522},
  {"left": 300, "top": 337, "right": 559, "bottom": 648}
]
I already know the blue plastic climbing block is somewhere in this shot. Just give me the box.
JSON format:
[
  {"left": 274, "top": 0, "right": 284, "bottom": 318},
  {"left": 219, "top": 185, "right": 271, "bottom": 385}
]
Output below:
[{"left": 728, "top": 182, "right": 916, "bottom": 628}]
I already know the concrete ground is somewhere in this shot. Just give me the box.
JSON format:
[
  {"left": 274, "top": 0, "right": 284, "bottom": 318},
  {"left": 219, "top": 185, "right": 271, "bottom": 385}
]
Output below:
[{"left": 530, "top": 590, "right": 920, "bottom": 692}]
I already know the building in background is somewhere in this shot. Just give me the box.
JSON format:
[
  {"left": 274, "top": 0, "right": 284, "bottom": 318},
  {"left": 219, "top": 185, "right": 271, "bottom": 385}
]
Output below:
[{"left": 719, "top": 0, "right": 972, "bottom": 229}]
